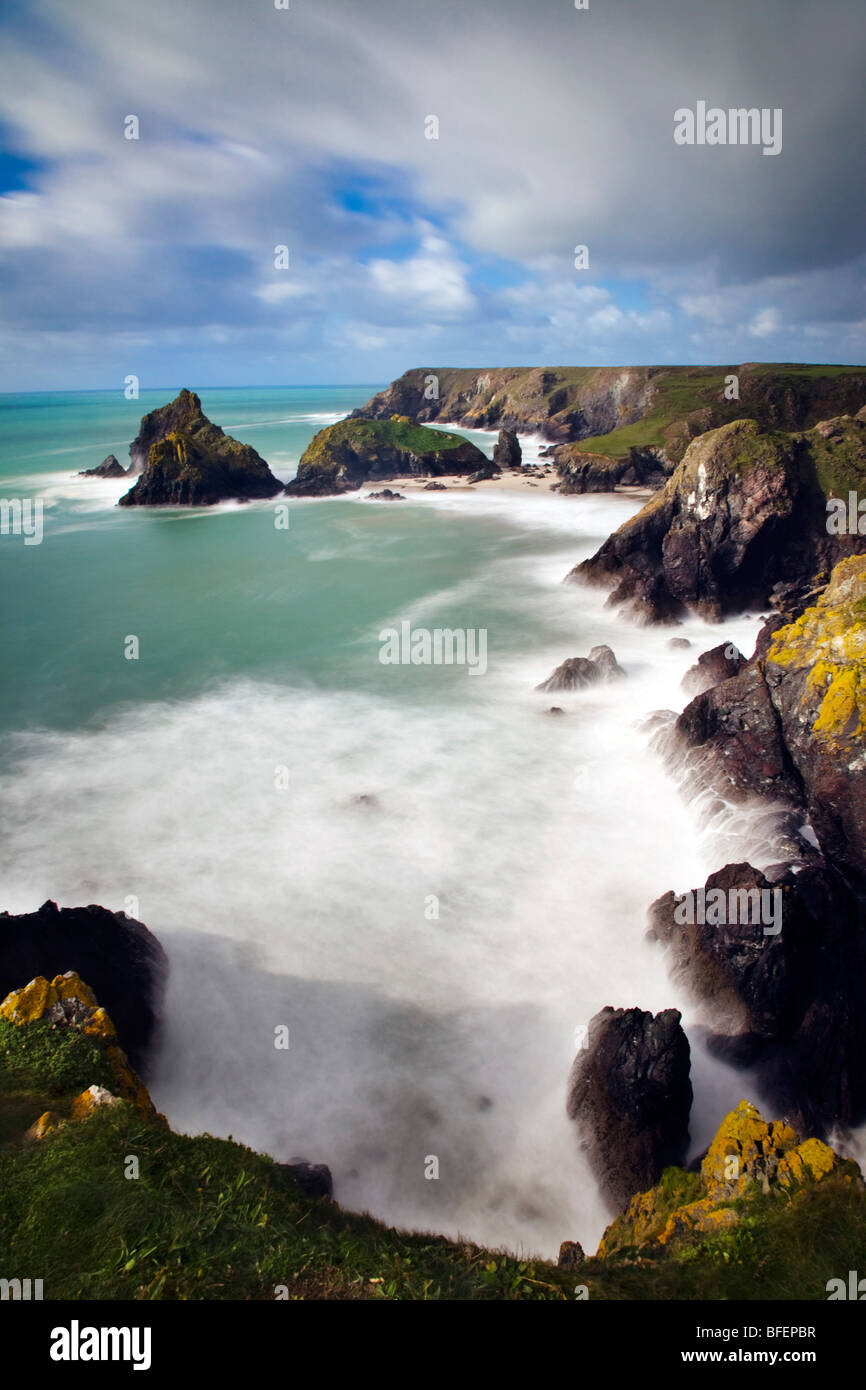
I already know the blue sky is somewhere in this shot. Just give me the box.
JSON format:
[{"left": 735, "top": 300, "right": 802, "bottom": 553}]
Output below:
[{"left": 0, "top": 0, "right": 864, "bottom": 390}]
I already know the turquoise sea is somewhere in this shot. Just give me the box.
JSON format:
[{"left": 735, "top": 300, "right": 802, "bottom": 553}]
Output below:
[{"left": 0, "top": 386, "right": 768, "bottom": 1256}]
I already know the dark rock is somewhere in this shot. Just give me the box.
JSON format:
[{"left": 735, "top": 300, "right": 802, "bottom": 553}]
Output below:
[
  {"left": 119, "top": 390, "right": 282, "bottom": 506},
  {"left": 557, "top": 1240, "right": 585, "bottom": 1269},
  {"left": 571, "top": 415, "right": 866, "bottom": 622},
  {"left": 0, "top": 900, "right": 168, "bottom": 1075},
  {"left": 681, "top": 642, "right": 746, "bottom": 696},
  {"left": 647, "top": 862, "right": 866, "bottom": 1136},
  {"left": 547, "top": 706, "right": 566, "bottom": 717},
  {"left": 279, "top": 1159, "right": 333, "bottom": 1200},
  {"left": 567, "top": 1006, "right": 692, "bottom": 1212},
  {"left": 366, "top": 489, "right": 405, "bottom": 500},
  {"left": 537, "top": 645, "right": 625, "bottom": 692},
  {"left": 466, "top": 463, "right": 501, "bottom": 484},
  {"left": 492, "top": 428, "right": 522, "bottom": 470},
  {"left": 79, "top": 454, "right": 127, "bottom": 479},
  {"left": 423, "top": 481, "right": 447, "bottom": 490}
]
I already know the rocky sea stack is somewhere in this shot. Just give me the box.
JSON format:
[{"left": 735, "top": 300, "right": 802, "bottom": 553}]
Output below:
[
  {"left": 119, "top": 389, "right": 282, "bottom": 506},
  {"left": 284, "top": 415, "right": 487, "bottom": 497},
  {"left": 79, "top": 454, "right": 127, "bottom": 479}
]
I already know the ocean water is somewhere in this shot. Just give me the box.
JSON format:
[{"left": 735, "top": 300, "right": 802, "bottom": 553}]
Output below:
[{"left": 0, "top": 386, "right": 772, "bottom": 1258}]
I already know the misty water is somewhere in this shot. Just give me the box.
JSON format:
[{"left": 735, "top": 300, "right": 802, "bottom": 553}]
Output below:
[{"left": 0, "top": 387, "right": 775, "bottom": 1257}]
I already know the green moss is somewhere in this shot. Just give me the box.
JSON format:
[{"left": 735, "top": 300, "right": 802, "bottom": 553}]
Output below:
[
  {"left": 301, "top": 416, "right": 472, "bottom": 466},
  {"left": 0, "top": 1018, "right": 114, "bottom": 1099}
]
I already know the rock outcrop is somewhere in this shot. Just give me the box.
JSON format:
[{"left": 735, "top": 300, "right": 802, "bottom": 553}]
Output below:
[
  {"left": 284, "top": 416, "right": 487, "bottom": 497},
  {"left": 119, "top": 389, "right": 282, "bottom": 506},
  {"left": 0, "top": 972, "right": 163, "bottom": 1122},
  {"left": 567, "top": 1006, "right": 692, "bottom": 1211},
  {"left": 596, "top": 1100, "right": 859, "bottom": 1257},
  {"left": 667, "top": 556, "right": 866, "bottom": 884},
  {"left": 0, "top": 900, "right": 167, "bottom": 1074},
  {"left": 79, "top": 454, "right": 127, "bottom": 478},
  {"left": 536, "top": 645, "right": 625, "bottom": 692},
  {"left": 681, "top": 641, "right": 746, "bottom": 696},
  {"left": 492, "top": 428, "right": 522, "bottom": 470},
  {"left": 555, "top": 445, "right": 671, "bottom": 494},
  {"left": 647, "top": 861, "right": 866, "bottom": 1135},
  {"left": 571, "top": 412, "right": 866, "bottom": 623}
]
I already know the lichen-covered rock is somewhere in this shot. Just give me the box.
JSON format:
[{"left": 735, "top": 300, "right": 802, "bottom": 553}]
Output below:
[
  {"left": 119, "top": 389, "right": 281, "bottom": 505},
  {"left": 23, "top": 1110, "right": 65, "bottom": 1142},
  {"left": 567, "top": 1006, "right": 692, "bottom": 1212},
  {"left": 557, "top": 1240, "right": 585, "bottom": 1269},
  {"left": 763, "top": 555, "right": 866, "bottom": 882},
  {"left": 285, "top": 417, "right": 487, "bottom": 497},
  {"left": 0, "top": 973, "right": 165, "bottom": 1124},
  {"left": 596, "top": 1100, "right": 859, "bottom": 1258},
  {"left": 70, "top": 1084, "right": 121, "bottom": 1121},
  {"left": 0, "top": 900, "right": 167, "bottom": 1074}
]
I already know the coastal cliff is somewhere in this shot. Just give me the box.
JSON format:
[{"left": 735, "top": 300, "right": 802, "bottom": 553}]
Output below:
[{"left": 353, "top": 364, "right": 866, "bottom": 457}]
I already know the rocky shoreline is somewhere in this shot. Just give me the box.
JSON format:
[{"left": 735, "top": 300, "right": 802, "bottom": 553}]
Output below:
[{"left": 48, "top": 367, "right": 866, "bottom": 1284}]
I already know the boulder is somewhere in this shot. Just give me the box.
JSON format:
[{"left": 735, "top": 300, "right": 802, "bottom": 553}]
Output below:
[
  {"left": 366, "top": 489, "right": 405, "bottom": 500},
  {"left": 536, "top": 645, "right": 625, "bottom": 692},
  {"left": 567, "top": 1006, "right": 692, "bottom": 1212},
  {"left": 0, "top": 900, "right": 167, "bottom": 1075}
]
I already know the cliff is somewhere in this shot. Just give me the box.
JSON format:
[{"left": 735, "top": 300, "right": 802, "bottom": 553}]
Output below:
[
  {"left": 571, "top": 410, "right": 866, "bottom": 622},
  {"left": 354, "top": 364, "right": 866, "bottom": 457}
]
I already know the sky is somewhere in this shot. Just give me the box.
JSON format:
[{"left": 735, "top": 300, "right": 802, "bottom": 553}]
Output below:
[{"left": 0, "top": 0, "right": 864, "bottom": 390}]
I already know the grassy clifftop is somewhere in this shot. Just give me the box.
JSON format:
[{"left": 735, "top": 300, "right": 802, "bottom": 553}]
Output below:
[
  {"left": 2, "top": 976, "right": 864, "bottom": 1300},
  {"left": 355, "top": 363, "right": 866, "bottom": 460}
]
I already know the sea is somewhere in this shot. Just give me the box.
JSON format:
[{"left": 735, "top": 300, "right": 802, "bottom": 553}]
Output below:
[{"left": 0, "top": 385, "right": 775, "bottom": 1258}]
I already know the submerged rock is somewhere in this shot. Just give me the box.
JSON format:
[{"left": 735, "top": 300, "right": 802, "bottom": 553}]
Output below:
[
  {"left": 366, "top": 488, "right": 405, "bottom": 500},
  {"left": 567, "top": 1005, "right": 692, "bottom": 1212},
  {"left": 119, "top": 389, "right": 282, "bottom": 506}
]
